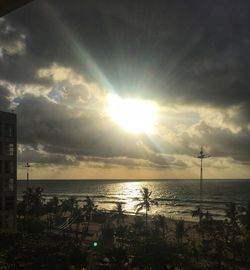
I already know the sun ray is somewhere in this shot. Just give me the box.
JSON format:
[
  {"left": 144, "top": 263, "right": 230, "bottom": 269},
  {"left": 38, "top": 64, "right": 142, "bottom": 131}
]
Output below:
[{"left": 106, "top": 95, "right": 158, "bottom": 134}]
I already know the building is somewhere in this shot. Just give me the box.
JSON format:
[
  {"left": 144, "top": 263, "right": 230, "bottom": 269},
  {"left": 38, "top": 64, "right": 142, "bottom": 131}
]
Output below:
[
  {"left": 0, "top": 111, "right": 17, "bottom": 230},
  {"left": 0, "top": 0, "right": 34, "bottom": 17}
]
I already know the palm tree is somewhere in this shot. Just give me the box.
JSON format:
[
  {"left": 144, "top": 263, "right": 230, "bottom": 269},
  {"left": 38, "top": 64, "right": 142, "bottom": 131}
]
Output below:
[
  {"left": 45, "top": 196, "right": 59, "bottom": 215},
  {"left": 59, "top": 197, "right": 78, "bottom": 234},
  {"left": 112, "top": 202, "right": 126, "bottom": 227},
  {"left": 153, "top": 215, "right": 167, "bottom": 239},
  {"left": 20, "top": 187, "right": 45, "bottom": 218},
  {"left": 132, "top": 215, "right": 145, "bottom": 235},
  {"left": 83, "top": 196, "right": 97, "bottom": 235},
  {"left": 225, "top": 202, "right": 240, "bottom": 270},
  {"left": 61, "top": 197, "right": 78, "bottom": 217},
  {"left": 73, "top": 205, "right": 83, "bottom": 239},
  {"left": 45, "top": 196, "right": 59, "bottom": 230},
  {"left": 226, "top": 202, "right": 239, "bottom": 226},
  {"left": 135, "top": 187, "right": 157, "bottom": 229},
  {"left": 175, "top": 219, "right": 185, "bottom": 245}
]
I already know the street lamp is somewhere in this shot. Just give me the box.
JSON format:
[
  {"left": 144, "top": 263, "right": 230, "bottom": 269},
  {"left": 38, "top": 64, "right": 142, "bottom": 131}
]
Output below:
[
  {"left": 25, "top": 162, "right": 31, "bottom": 189},
  {"left": 197, "top": 146, "right": 210, "bottom": 222}
]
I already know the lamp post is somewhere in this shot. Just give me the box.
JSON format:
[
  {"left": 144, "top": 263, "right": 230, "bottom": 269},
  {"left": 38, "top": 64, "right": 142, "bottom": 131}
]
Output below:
[
  {"left": 25, "top": 162, "right": 31, "bottom": 189},
  {"left": 197, "top": 146, "right": 210, "bottom": 222}
]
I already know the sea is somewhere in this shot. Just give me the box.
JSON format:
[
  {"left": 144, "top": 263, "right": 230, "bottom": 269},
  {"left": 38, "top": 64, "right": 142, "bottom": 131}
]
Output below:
[{"left": 17, "top": 179, "right": 250, "bottom": 221}]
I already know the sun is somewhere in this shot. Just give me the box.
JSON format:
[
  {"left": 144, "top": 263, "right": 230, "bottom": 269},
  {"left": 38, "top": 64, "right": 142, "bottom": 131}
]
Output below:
[{"left": 106, "top": 95, "right": 158, "bottom": 134}]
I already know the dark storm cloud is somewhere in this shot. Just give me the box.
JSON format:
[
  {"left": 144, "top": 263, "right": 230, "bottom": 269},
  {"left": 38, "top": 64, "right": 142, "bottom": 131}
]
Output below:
[
  {"left": 16, "top": 93, "right": 186, "bottom": 168},
  {"left": 18, "top": 147, "right": 78, "bottom": 166},
  {"left": 0, "top": 18, "right": 25, "bottom": 56},
  {"left": 2, "top": 0, "right": 250, "bottom": 108},
  {"left": 184, "top": 121, "right": 250, "bottom": 163},
  {"left": 227, "top": 102, "right": 250, "bottom": 127},
  {"left": 1, "top": 0, "right": 250, "bottom": 169},
  {"left": 78, "top": 155, "right": 184, "bottom": 169}
]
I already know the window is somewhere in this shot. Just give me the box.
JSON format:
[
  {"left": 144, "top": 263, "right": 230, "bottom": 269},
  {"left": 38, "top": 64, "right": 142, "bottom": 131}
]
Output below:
[
  {"left": 5, "top": 196, "right": 15, "bottom": 210},
  {"left": 5, "top": 143, "right": 14, "bottom": 156},
  {"left": 5, "top": 161, "right": 15, "bottom": 174},
  {"left": 5, "top": 125, "right": 15, "bottom": 137},
  {"left": 5, "top": 178, "right": 14, "bottom": 192}
]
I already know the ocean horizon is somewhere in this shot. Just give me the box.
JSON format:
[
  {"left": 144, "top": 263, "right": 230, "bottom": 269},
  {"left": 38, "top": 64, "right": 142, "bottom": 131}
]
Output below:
[{"left": 17, "top": 178, "right": 250, "bottom": 180}]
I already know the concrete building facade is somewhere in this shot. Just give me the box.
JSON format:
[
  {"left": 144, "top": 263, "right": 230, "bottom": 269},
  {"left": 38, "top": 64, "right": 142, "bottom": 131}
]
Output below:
[{"left": 0, "top": 111, "right": 17, "bottom": 230}]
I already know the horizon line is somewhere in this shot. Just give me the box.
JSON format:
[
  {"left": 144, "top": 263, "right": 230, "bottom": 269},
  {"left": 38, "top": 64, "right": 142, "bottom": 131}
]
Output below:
[{"left": 17, "top": 178, "right": 250, "bottom": 181}]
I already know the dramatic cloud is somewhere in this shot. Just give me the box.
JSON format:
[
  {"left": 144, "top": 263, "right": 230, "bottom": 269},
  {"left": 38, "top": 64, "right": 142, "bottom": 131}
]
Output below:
[
  {"left": 18, "top": 145, "right": 78, "bottom": 166},
  {"left": 4, "top": 1, "right": 249, "bottom": 104},
  {"left": 16, "top": 92, "right": 187, "bottom": 169},
  {"left": 187, "top": 121, "right": 250, "bottom": 163},
  {"left": 1, "top": 0, "right": 250, "bottom": 178},
  {"left": 0, "top": 18, "right": 26, "bottom": 57}
]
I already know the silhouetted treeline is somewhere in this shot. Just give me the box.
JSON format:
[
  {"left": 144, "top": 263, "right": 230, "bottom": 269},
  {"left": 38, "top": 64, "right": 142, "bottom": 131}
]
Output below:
[{"left": 0, "top": 187, "right": 250, "bottom": 269}]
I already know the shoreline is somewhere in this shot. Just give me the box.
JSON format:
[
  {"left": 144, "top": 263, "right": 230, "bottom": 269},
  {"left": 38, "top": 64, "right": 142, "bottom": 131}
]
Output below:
[{"left": 17, "top": 180, "right": 250, "bottom": 223}]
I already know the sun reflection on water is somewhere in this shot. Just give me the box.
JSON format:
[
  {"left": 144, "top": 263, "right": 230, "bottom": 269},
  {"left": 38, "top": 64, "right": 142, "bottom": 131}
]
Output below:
[{"left": 104, "top": 181, "right": 163, "bottom": 215}]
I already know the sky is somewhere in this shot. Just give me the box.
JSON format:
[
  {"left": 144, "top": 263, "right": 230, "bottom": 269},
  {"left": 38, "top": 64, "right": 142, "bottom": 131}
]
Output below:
[{"left": 0, "top": 0, "right": 250, "bottom": 179}]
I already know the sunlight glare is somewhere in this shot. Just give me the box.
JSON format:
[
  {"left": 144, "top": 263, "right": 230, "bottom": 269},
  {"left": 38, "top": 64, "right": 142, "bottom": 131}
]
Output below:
[{"left": 106, "top": 95, "right": 158, "bottom": 134}]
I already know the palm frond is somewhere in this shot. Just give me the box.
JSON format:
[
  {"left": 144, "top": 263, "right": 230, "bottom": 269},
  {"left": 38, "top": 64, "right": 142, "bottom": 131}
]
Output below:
[{"left": 136, "top": 204, "right": 144, "bottom": 213}]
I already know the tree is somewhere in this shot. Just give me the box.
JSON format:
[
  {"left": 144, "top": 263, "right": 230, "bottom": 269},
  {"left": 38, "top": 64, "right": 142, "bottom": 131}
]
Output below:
[
  {"left": 153, "top": 215, "right": 167, "bottom": 239},
  {"left": 132, "top": 215, "right": 145, "bottom": 235},
  {"left": 106, "top": 247, "right": 128, "bottom": 269},
  {"left": 112, "top": 202, "right": 126, "bottom": 227},
  {"left": 60, "top": 196, "right": 78, "bottom": 217},
  {"left": 0, "top": 232, "right": 88, "bottom": 269},
  {"left": 83, "top": 196, "right": 97, "bottom": 235},
  {"left": 197, "top": 218, "right": 229, "bottom": 269},
  {"left": 132, "top": 237, "right": 195, "bottom": 270},
  {"left": 17, "top": 187, "right": 45, "bottom": 218},
  {"left": 135, "top": 187, "right": 157, "bottom": 230},
  {"left": 225, "top": 202, "right": 241, "bottom": 270},
  {"left": 45, "top": 196, "right": 59, "bottom": 215},
  {"left": 225, "top": 202, "right": 238, "bottom": 226},
  {"left": 175, "top": 219, "right": 185, "bottom": 245},
  {"left": 45, "top": 196, "right": 59, "bottom": 231}
]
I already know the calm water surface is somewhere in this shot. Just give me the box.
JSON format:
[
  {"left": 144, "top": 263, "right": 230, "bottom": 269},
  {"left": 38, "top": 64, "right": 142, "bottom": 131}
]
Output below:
[{"left": 17, "top": 179, "right": 250, "bottom": 221}]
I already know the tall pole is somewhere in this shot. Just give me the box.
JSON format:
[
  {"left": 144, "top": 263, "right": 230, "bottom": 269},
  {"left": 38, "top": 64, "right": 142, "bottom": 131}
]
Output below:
[
  {"left": 25, "top": 162, "right": 30, "bottom": 189},
  {"left": 200, "top": 157, "right": 203, "bottom": 202},
  {"left": 197, "top": 147, "right": 210, "bottom": 221}
]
